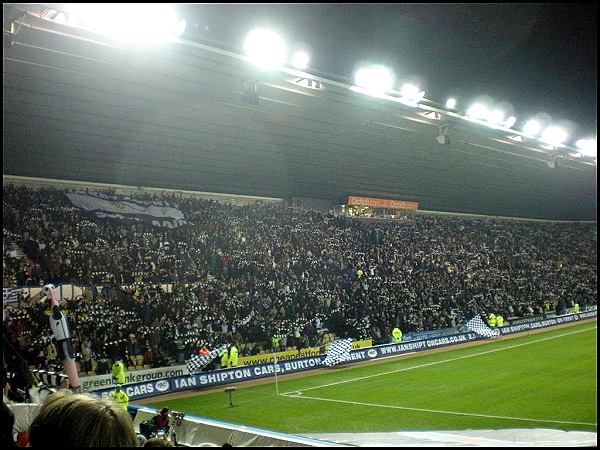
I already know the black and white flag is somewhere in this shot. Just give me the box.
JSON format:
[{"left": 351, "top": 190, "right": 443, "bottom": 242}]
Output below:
[
  {"left": 322, "top": 338, "right": 353, "bottom": 367},
  {"left": 3, "top": 287, "right": 22, "bottom": 303},
  {"left": 66, "top": 190, "right": 191, "bottom": 228},
  {"left": 187, "top": 344, "right": 228, "bottom": 374},
  {"left": 465, "top": 315, "right": 500, "bottom": 338}
]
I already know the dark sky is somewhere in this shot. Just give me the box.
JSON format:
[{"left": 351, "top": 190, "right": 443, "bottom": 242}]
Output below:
[{"left": 176, "top": 3, "right": 597, "bottom": 142}]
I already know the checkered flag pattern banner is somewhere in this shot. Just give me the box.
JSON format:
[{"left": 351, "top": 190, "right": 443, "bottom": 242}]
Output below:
[
  {"left": 322, "top": 338, "right": 353, "bottom": 367},
  {"left": 187, "top": 344, "right": 229, "bottom": 374},
  {"left": 465, "top": 315, "right": 501, "bottom": 338}
]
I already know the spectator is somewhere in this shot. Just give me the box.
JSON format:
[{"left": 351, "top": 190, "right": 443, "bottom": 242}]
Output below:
[
  {"left": 144, "top": 437, "right": 174, "bottom": 447},
  {"left": 81, "top": 338, "right": 93, "bottom": 375},
  {"left": 152, "top": 407, "right": 170, "bottom": 430},
  {"left": 28, "top": 390, "right": 137, "bottom": 447}
]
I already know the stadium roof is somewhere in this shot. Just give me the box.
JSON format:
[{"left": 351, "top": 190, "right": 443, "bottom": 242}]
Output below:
[{"left": 3, "top": 5, "right": 597, "bottom": 220}]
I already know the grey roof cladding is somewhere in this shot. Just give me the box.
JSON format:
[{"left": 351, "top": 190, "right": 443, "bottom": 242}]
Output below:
[{"left": 3, "top": 10, "right": 596, "bottom": 221}]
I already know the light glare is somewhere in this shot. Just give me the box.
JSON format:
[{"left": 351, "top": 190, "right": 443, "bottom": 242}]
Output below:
[
  {"left": 504, "top": 116, "right": 517, "bottom": 129},
  {"left": 400, "top": 84, "right": 424, "bottom": 101},
  {"left": 488, "top": 109, "right": 505, "bottom": 124},
  {"left": 467, "top": 103, "right": 489, "bottom": 120},
  {"left": 244, "top": 29, "right": 286, "bottom": 69},
  {"left": 54, "top": 12, "right": 68, "bottom": 25},
  {"left": 445, "top": 98, "right": 456, "bottom": 109},
  {"left": 175, "top": 20, "right": 187, "bottom": 38},
  {"left": 291, "top": 51, "right": 310, "bottom": 70},
  {"left": 354, "top": 66, "right": 394, "bottom": 93},
  {"left": 62, "top": 4, "right": 185, "bottom": 42},
  {"left": 523, "top": 120, "right": 541, "bottom": 136},
  {"left": 575, "top": 139, "right": 597, "bottom": 157},
  {"left": 541, "top": 126, "right": 568, "bottom": 146}
]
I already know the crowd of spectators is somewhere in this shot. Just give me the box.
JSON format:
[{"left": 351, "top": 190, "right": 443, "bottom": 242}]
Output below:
[{"left": 3, "top": 184, "right": 597, "bottom": 380}]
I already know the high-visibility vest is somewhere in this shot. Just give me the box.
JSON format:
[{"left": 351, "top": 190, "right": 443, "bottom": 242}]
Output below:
[
  {"left": 573, "top": 303, "right": 580, "bottom": 313},
  {"left": 391, "top": 327, "right": 402, "bottom": 343},
  {"left": 220, "top": 349, "right": 229, "bottom": 367},
  {"left": 229, "top": 346, "right": 239, "bottom": 367},
  {"left": 496, "top": 316, "right": 504, "bottom": 327},
  {"left": 112, "top": 361, "right": 125, "bottom": 384},
  {"left": 109, "top": 390, "right": 129, "bottom": 410},
  {"left": 271, "top": 336, "right": 280, "bottom": 349},
  {"left": 487, "top": 314, "right": 496, "bottom": 327}
]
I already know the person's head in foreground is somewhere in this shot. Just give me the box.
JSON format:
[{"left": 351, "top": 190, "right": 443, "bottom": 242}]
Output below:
[
  {"left": 28, "top": 389, "right": 137, "bottom": 447},
  {"left": 143, "top": 437, "right": 174, "bottom": 447}
]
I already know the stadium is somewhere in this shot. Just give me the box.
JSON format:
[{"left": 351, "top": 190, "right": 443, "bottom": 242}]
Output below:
[{"left": 2, "top": 3, "right": 597, "bottom": 447}]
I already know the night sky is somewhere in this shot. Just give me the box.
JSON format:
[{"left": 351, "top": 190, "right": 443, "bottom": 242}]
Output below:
[{"left": 177, "top": 3, "right": 597, "bottom": 142}]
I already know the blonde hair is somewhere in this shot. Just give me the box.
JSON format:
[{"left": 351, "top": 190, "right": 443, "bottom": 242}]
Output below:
[{"left": 29, "top": 390, "right": 137, "bottom": 447}]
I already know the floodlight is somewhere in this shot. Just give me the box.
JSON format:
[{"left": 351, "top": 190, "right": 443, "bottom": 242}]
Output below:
[
  {"left": 54, "top": 12, "right": 68, "bottom": 25},
  {"left": 63, "top": 4, "right": 186, "bottom": 42},
  {"left": 244, "top": 29, "right": 286, "bottom": 69},
  {"left": 291, "top": 51, "right": 309, "bottom": 70},
  {"left": 541, "top": 126, "right": 568, "bottom": 147},
  {"left": 354, "top": 65, "right": 394, "bottom": 93},
  {"left": 174, "top": 20, "right": 187, "bottom": 38},
  {"left": 67, "top": 14, "right": 80, "bottom": 28},
  {"left": 445, "top": 98, "right": 456, "bottom": 109},
  {"left": 575, "top": 138, "right": 597, "bottom": 157},
  {"left": 504, "top": 116, "right": 517, "bottom": 129},
  {"left": 466, "top": 103, "right": 489, "bottom": 120},
  {"left": 400, "top": 84, "right": 425, "bottom": 102},
  {"left": 523, "top": 120, "right": 541, "bottom": 136},
  {"left": 488, "top": 109, "right": 505, "bottom": 124}
]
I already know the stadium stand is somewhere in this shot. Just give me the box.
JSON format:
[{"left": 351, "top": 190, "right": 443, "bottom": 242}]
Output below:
[
  {"left": 3, "top": 184, "right": 596, "bottom": 388},
  {"left": 3, "top": 4, "right": 596, "bottom": 447}
]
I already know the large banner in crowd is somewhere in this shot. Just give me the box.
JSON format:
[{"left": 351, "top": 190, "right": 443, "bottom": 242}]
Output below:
[
  {"left": 93, "top": 310, "right": 596, "bottom": 401},
  {"left": 66, "top": 190, "right": 190, "bottom": 228}
]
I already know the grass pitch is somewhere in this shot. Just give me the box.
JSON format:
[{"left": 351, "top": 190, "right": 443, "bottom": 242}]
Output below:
[{"left": 148, "top": 322, "right": 597, "bottom": 433}]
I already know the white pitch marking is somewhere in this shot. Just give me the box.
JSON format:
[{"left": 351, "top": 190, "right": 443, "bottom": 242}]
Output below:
[
  {"left": 282, "top": 394, "right": 597, "bottom": 427},
  {"left": 281, "top": 325, "right": 596, "bottom": 396}
]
